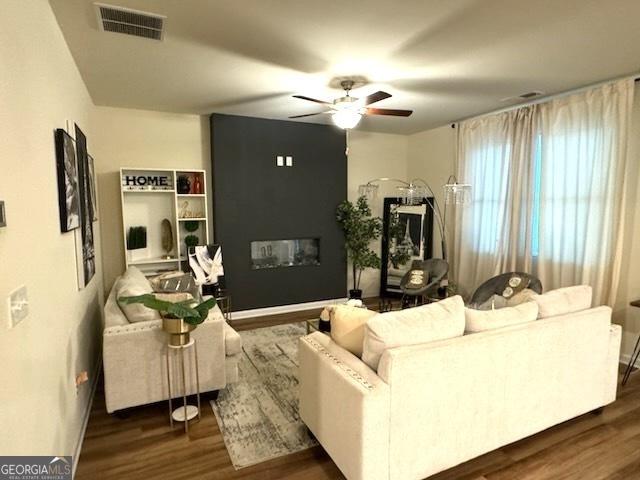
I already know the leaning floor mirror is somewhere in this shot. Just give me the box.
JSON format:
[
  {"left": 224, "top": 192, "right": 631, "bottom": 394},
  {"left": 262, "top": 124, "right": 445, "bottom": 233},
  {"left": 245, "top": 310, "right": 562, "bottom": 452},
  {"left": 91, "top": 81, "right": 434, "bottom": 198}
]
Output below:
[{"left": 380, "top": 197, "right": 434, "bottom": 297}]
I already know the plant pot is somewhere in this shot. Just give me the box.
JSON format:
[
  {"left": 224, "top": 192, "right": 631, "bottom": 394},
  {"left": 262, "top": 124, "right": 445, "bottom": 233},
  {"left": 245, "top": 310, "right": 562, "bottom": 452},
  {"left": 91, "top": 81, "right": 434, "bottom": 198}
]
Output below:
[
  {"left": 348, "top": 289, "right": 363, "bottom": 300},
  {"left": 162, "top": 316, "right": 197, "bottom": 347}
]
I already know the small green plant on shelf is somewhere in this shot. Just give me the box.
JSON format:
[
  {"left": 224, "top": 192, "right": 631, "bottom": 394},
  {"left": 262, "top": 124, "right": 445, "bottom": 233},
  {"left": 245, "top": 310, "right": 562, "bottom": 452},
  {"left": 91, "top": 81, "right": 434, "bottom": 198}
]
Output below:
[
  {"left": 126, "top": 226, "right": 147, "bottom": 251},
  {"left": 184, "top": 234, "right": 199, "bottom": 249},
  {"left": 184, "top": 221, "right": 200, "bottom": 232}
]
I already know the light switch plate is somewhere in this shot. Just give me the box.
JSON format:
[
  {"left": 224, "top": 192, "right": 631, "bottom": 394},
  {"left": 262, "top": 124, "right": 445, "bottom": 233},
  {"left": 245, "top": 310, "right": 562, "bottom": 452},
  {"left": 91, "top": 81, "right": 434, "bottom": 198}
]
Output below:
[
  {"left": 276, "top": 156, "right": 284, "bottom": 167},
  {"left": 8, "top": 285, "right": 28, "bottom": 328},
  {"left": 285, "top": 156, "right": 293, "bottom": 167}
]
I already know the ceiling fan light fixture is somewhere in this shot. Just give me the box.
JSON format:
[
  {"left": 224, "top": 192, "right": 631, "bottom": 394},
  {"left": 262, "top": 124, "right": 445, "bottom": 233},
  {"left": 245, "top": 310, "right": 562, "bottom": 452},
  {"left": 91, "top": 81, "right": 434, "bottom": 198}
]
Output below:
[{"left": 332, "top": 109, "right": 362, "bottom": 129}]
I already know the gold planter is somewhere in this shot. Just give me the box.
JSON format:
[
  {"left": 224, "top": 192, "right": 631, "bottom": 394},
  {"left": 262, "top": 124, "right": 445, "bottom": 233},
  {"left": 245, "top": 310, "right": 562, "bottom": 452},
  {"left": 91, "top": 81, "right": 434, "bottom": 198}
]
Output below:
[{"left": 162, "top": 317, "right": 197, "bottom": 346}]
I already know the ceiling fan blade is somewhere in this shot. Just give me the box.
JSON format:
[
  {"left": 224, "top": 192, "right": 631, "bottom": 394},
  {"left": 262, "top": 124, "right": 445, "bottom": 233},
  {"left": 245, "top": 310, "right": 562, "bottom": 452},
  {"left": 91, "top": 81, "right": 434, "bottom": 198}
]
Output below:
[
  {"left": 362, "top": 91, "right": 392, "bottom": 105},
  {"left": 288, "top": 111, "right": 327, "bottom": 118},
  {"left": 365, "top": 107, "right": 413, "bottom": 117},
  {"left": 292, "top": 94, "right": 331, "bottom": 105}
]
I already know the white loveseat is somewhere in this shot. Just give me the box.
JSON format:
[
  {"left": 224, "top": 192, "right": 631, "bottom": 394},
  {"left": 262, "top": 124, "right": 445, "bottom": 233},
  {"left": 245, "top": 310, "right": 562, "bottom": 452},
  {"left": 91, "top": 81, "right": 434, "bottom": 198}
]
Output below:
[
  {"left": 103, "top": 270, "right": 242, "bottom": 413},
  {"left": 299, "top": 292, "right": 621, "bottom": 480}
]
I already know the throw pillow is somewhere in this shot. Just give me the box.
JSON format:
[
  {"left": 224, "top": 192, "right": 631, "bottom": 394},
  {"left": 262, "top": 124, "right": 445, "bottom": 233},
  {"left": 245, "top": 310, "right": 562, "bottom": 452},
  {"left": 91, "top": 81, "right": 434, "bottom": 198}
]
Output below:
[
  {"left": 121, "top": 266, "right": 152, "bottom": 290},
  {"left": 505, "top": 288, "right": 538, "bottom": 307},
  {"left": 531, "top": 285, "right": 593, "bottom": 318},
  {"left": 116, "top": 278, "right": 161, "bottom": 323},
  {"left": 362, "top": 295, "right": 465, "bottom": 371},
  {"left": 465, "top": 301, "right": 539, "bottom": 333},
  {"left": 330, "top": 305, "right": 378, "bottom": 357}
]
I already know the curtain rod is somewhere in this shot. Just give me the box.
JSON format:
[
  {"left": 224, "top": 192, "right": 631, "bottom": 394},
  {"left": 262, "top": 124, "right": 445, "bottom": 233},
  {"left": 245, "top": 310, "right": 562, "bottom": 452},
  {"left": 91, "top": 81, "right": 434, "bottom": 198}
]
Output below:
[{"left": 454, "top": 72, "right": 640, "bottom": 125}]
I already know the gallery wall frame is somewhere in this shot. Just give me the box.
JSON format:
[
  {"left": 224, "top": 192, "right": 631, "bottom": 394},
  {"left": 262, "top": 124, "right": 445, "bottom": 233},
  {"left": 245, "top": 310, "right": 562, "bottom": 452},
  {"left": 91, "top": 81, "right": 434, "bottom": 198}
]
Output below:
[{"left": 54, "top": 128, "right": 81, "bottom": 232}]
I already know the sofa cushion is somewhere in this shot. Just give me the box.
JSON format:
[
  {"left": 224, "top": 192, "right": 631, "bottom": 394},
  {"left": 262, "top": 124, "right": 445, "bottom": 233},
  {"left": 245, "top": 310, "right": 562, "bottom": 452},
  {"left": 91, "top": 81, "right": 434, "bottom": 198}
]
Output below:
[
  {"left": 116, "top": 278, "right": 162, "bottom": 323},
  {"left": 224, "top": 323, "right": 242, "bottom": 356},
  {"left": 531, "top": 285, "right": 592, "bottom": 318},
  {"left": 330, "top": 305, "right": 378, "bottom": 357},
  {"left": 362, "top": 295, "right": 465, "bottom": 371},
  {"left": 465, "top": 301, "right": 538, "bottom": 333}
]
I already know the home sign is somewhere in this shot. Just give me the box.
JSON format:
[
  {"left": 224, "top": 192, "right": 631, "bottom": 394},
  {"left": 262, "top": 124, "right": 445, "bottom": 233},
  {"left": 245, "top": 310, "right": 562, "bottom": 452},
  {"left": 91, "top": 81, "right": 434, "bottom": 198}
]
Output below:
[{"left": 122, "top": 174, "right": 173, "bottom": 191}]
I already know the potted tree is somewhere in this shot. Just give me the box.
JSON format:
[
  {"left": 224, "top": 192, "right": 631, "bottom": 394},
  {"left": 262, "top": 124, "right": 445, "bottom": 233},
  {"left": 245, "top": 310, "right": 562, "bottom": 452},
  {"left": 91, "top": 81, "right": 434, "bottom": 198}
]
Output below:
[
  {"left": 336, "top": 196, "right": 382, "bottom": 299},
  {"left": 118, "top": 294, "right": 216, "bottom": 346}
]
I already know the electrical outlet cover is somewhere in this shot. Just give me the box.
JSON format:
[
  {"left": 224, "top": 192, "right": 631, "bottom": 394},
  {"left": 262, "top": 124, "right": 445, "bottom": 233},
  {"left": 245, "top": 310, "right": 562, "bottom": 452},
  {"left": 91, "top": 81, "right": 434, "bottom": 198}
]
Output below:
[{"left": 8, "top": 285, "right": 28, "bottom": 328}]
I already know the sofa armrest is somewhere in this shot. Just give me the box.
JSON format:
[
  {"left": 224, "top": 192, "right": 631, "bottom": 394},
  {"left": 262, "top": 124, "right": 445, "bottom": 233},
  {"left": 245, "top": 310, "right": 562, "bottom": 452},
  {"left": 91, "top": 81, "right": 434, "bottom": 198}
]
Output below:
[
  {"left": 606, "top": 323, "right": 622, "bottom": 404},
  {"left": 298, "top": 332, "right": 390, "bottom": 480}
]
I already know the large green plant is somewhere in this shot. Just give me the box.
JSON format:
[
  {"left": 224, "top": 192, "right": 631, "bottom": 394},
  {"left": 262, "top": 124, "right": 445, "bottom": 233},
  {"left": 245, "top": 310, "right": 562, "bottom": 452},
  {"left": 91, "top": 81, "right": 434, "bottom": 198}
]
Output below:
[
  {"left": 118, "top": 294, "right": 216, "bottom": 325},
  {"left": 336, "top": 196, "right": 382, "bottom": 291}
]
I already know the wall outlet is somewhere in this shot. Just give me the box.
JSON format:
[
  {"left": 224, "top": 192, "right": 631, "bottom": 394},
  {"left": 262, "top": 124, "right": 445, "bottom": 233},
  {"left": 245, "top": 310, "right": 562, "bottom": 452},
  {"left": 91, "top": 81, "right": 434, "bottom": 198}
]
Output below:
[
  {"left": 285, "top": 156, "right": 293, "bottom": 167},
  {"left": 8, "top": 285, "right": 28, "bottom": 328},
  {"left": 276, "top": 156, "right": 284, "bottom": 167}
]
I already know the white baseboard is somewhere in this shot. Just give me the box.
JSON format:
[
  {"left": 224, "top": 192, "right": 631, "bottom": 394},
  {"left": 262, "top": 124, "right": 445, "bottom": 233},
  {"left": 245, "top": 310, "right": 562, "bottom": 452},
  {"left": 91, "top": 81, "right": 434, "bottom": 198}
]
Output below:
[
  {"left": 72, "top": 358, "right": 102, "bottom": 478},
  {"left": 231, "top": 298, "right": 348, "bottom": 321}
]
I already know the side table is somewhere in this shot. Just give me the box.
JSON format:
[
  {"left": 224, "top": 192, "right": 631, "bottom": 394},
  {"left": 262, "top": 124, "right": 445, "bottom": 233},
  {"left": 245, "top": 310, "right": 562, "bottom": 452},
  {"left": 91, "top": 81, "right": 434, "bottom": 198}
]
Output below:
[
  {"left": 166, "top": 338, "right": 201, "bottom": 432},
  {"left": 622, "top": 299, "right": 640, "bottom": 386}
]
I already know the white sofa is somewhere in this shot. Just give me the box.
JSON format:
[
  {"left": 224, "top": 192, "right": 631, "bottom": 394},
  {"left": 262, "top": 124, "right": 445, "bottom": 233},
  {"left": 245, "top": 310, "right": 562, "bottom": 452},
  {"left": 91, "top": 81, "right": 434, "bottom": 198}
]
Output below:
[
  {"left": 299, "top": 299, "right": 621, "bottom": 480},
  {"left": 103, "top": 273, "right": 242, "bottom": 414}
]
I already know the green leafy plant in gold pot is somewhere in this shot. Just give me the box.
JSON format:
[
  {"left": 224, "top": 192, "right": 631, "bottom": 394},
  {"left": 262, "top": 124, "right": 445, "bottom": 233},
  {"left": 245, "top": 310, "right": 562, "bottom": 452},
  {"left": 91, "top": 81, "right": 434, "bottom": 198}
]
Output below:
[{"left": 118, "top": 294, "right": 216, "bottom": 346}]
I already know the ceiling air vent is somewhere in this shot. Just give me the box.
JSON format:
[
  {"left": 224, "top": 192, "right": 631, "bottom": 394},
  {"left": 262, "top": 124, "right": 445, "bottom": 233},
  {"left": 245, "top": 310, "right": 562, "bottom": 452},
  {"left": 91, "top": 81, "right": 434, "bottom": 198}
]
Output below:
[
  {"left": 518, "top": 91, "right": 544, "bottom": 99},
  {"left": 94, "top": 3, "right": 166, "bottom": 41}
]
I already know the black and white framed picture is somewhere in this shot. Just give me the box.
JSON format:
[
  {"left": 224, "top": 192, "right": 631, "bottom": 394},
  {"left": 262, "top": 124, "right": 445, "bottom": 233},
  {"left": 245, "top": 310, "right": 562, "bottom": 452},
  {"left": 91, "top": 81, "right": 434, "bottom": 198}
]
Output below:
[
  {"left": 75, "top": 124, "right": 96, "bottom": 287},
  {"left": 380, "top": 197, "right": 434, "bottom": 297},
  {"left": 87, "top": 155, "right": 98, "bottom": 221},
  {"left": 54, "top": 128, "right": 80, "bottom": 232}
]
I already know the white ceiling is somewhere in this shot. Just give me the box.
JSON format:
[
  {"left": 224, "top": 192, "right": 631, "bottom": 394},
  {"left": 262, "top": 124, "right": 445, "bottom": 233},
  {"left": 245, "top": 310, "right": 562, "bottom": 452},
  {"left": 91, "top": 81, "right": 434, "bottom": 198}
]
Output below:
[{"left": 50, "top": 0, "right": 640, "bottom": 134}]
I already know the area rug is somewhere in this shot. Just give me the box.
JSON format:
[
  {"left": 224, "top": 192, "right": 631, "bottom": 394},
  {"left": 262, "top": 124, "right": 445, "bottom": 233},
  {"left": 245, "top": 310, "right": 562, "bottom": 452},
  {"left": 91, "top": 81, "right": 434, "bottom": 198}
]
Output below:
[{"left": 210, "top": 321, "right": 318, "bottom": 469}]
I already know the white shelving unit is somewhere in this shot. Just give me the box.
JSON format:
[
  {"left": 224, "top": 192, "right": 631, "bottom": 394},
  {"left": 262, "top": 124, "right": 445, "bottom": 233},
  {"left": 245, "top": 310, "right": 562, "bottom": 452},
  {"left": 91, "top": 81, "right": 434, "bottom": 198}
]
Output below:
[{"left": 120, "top": 167, "right": 210, "bottom": 276}]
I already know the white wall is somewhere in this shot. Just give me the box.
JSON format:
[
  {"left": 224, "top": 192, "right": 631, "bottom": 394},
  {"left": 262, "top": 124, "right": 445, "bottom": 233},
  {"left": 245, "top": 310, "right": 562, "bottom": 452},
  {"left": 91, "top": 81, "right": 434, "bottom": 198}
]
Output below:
[
  {"left": 91, "top": 107, "right": 210, "bottom": 291},
  {"left": 347, "top": 130, "right": 409, "bottom": 297},
  {"left": 0, "top": 0, "right": 103, "bottom": 459}
]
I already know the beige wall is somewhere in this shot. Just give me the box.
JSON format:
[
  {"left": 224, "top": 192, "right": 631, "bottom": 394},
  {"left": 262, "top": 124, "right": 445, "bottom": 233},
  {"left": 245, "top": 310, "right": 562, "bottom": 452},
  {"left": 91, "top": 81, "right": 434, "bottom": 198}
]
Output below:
[
  {"left": 91, "top": 107, "right": 210, "bottom": 292},
  {"left": 0, "top": 0, "right": 103, "bottom": 459},
  {"left": 347, "top": 130, "right": 409, "bottom": 297},
  {"left": 407, "top": 125, "right": 457, "bottom": 259}
]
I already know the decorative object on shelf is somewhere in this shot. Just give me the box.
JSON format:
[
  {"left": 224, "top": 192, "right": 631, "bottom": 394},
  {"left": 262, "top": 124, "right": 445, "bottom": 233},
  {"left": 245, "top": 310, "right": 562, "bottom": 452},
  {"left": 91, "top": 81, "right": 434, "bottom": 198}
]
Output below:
[
  {"left": 188, "top": 244, "right": 224, "bottom": 288},
  {"left": 0, "top": 200, "right": 5, "bottom": 227},
  {"left": 192, "top": 175, "right": 202, "bottom": 194},
  {"left": 381, "top": 197, "right": 434, "bottom": 297},
  {"left": 183, "top": 220, "right": 199, "bottom": 232},
  {"left": 75, "top": 124, "right": 96, "bottom": 288},
  {"left": 177, "top": 175, "right": 191, "bottom": 194},
  {"left": 126, "top": 226, "right": 148, "bottom": 261},
  {"left": 336, "top": 196, "right": 382, "bottom": 299},
  {"left": 184, "top": 234, "right": 199, "bottom": 250},
  {"left": 358, "top": 176, "right": 472, "bottom": 262},
  {"left": 160, "top": 219, "right": 174, "bottom": 259},
  {"left": 122, "top": 173, "right": 172, "bottom": 191},
  {"left": 54, "top": 128, "right": 80, "bottom": 232}
]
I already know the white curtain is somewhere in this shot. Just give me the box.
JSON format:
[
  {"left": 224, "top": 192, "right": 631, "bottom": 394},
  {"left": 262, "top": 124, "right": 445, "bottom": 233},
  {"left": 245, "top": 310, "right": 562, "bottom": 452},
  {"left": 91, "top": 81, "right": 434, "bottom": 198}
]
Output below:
[{"left": 453, "top": 79, "right": 634, "bottom": 305}]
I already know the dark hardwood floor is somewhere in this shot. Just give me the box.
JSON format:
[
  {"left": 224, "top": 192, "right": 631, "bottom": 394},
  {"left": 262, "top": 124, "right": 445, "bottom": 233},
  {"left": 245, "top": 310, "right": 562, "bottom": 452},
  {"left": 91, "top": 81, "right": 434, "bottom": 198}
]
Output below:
[{"left": 76, "top": 306, "right": 640, "bottom": 480}]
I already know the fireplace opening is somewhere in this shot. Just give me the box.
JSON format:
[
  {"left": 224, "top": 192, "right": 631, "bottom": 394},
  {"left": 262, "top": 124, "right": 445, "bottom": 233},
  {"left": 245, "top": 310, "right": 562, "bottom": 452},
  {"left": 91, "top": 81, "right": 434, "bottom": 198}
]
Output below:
[{"left": 251, "top": 238, "right": 320, "bottom": 270}]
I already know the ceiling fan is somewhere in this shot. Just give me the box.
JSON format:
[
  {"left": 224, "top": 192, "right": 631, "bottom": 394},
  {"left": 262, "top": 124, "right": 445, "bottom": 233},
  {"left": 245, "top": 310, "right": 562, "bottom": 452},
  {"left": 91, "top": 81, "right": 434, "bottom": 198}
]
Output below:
[{"left": 289, "top": 79, "right": 413, "bottom": 129}]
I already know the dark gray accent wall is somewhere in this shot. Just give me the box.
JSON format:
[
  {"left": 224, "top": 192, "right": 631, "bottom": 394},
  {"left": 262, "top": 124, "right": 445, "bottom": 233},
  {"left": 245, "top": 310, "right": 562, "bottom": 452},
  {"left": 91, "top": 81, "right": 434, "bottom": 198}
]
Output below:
[{"left": 211, "top": 114, "right": 347, "bottom": 311}]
